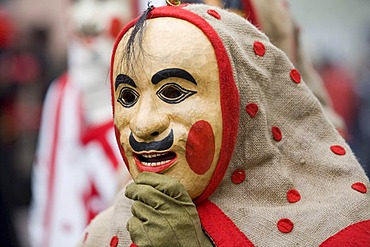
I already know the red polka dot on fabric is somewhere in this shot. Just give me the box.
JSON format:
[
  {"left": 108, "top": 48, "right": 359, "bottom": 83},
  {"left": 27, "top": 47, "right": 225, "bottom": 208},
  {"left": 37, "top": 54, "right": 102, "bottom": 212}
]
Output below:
[
  {"left": 272, "top": 126, "right": 282, "bottom": 142},
  {"left": 253, "top": 41, "right": 266, "bottom": 56},
  {"left": 277, "top": 218, "right": 294, "bottom": 233},
  {"left": 352, "top": 182, "right": 367, "bottom": 194},
  {"left": 290, "top": 69, "right": 301, "bottom": 84},
  {"left": 83, "top": 232, "right": 88, "bottom": 243},
  {"left": 287, "top": 189, "right": 301, "bottom": 203},
  {"left": 330, "top": 145, "right": 346, "bottom": 155},
  {"left": 110, "top": 236, "right": 119, "bottom": 247},
  {"left": 231, "top": 169, "right": 246, "bottom": 184},
  {"left": 207, "top": 9, "right": 221, "bottom": 19},
  {"left": 246, "top": 103, "right": 259, "bottom": 118}
]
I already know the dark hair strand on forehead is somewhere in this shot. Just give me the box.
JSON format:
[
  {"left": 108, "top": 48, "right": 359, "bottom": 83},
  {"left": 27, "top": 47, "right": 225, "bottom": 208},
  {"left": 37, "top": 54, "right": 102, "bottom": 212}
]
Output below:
[{"left": 123, "top": 5, "right": 154, "bottom": 73}]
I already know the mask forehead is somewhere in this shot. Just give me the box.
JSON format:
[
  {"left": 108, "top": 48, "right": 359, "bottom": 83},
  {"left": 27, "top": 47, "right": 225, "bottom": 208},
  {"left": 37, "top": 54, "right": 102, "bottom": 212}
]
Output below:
[{"left": 113, "top": 17, "right": 219, "bottom": 84}]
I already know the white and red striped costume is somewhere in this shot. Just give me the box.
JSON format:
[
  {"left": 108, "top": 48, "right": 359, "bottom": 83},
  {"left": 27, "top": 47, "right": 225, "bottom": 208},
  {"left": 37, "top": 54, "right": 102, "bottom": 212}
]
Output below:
[
  {"left": 29, "top": 0, "right": 135, "bottom": 245},
  {"left": 29, "top": 73, "right": 124, "bottom": 247}
]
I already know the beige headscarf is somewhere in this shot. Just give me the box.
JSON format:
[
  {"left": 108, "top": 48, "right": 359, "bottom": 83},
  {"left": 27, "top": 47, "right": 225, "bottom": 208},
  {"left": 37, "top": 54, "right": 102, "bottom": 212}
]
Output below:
[
  {"left": 78, "top": 4, "right": 369, "bottom": 246},
  {"left": 244, "top": 0, "right": 346, "bottom": 134}
]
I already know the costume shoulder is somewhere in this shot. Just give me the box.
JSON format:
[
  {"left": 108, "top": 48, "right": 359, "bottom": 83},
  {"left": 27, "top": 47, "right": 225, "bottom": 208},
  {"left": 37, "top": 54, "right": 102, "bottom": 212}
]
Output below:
[
  {"left": 78, "top": 189, "right": 134, "bottom": 246},
  {"left": 76, "top": 206, "right": 114, "bottom": 247}
]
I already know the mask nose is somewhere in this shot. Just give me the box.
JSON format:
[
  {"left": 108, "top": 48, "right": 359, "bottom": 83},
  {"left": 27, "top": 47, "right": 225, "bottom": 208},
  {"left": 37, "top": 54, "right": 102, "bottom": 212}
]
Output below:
[{"left": 130, "top": 99, "right": 170, "bottom": 141}]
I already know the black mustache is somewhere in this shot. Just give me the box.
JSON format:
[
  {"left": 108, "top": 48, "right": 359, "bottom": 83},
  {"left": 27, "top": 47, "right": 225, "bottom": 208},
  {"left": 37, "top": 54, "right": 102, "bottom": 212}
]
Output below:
[{"left": 129, "top": 129, "right": 174, "bottom": 152}]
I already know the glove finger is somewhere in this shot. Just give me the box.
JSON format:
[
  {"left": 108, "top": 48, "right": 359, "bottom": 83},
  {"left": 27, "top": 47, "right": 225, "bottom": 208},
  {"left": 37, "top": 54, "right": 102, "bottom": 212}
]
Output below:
[
  {"left": 126, "top": 216, "right": 153, "bottom": 247},
  {"left": 129, "top": 201, "right": 181, "bottom": 247},
  {"left": 134, "top": 172, "right": 192, "bottom": 202},
  {"left": 130, "top": 201, "right": 163, "bottom": 224},
  {"left": 126, "top": 182, "right": 172, "bottom": 210}
]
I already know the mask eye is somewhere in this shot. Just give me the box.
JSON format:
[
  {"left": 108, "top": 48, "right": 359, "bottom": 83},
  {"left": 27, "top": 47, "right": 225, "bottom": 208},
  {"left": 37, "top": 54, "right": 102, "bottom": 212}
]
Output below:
[
  {"left": 157, "top": 83, "right": 196, "bottom": 104},
  {"left": 118, "top": 87, "right": 139, "bottom": 108}
]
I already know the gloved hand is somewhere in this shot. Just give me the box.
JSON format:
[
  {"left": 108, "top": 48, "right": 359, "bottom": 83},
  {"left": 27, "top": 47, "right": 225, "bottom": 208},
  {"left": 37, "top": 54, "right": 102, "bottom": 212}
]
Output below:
[{"left": 125, "top": 172, "right": 213, "bottom": 247}]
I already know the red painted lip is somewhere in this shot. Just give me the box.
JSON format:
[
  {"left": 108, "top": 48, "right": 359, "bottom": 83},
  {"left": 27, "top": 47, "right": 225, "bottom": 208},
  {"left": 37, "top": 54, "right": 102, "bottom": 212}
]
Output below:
[{"left": 134, "top": 152, "right": 177, "bottom": 173}]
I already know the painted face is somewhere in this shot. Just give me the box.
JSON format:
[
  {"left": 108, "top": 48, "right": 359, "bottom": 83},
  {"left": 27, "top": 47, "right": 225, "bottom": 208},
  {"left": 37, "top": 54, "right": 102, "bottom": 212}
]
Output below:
[
  {"left": 112, "top": 17, "right": 223, "bottom": 199},
  {"left": 69, "top": 0, "right": 132, "bottom": 40},
  {"left": 67, "top": 0, "right": 132, "bottom": 103}
]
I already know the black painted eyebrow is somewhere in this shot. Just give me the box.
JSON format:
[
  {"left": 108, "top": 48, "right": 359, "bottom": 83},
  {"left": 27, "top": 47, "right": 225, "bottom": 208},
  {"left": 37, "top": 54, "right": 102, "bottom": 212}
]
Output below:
[
  {"left": 115, "top": 74, "right": 136, "bottom": 90},
  {"left": 151, "top": 68, "right": 197, "bottom": 85}
]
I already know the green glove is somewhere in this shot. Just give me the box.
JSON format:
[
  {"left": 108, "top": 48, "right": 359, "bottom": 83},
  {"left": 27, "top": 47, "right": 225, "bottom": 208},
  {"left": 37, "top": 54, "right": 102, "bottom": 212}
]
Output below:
[{"left": 125, "top": 172, "right": 213, "bottom": 247}]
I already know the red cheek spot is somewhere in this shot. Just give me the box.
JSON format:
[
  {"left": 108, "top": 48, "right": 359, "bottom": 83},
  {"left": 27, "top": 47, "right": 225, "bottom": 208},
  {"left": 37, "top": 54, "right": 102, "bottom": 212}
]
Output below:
[{"left": 185, "top": 120, "right": 215, "bottom": 175}]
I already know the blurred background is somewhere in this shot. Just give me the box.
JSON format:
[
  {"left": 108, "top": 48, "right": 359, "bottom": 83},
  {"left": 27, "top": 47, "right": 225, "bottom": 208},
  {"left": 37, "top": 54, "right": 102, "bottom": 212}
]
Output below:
[
  {"left": 0, "top": 0, "right": 369, "bottom": 246},
  {"left": 1, "top": 0, "right": 68, "bottom": 246},
  {"left": 290, "top": 0, "right": 370, "bottom": 176}
]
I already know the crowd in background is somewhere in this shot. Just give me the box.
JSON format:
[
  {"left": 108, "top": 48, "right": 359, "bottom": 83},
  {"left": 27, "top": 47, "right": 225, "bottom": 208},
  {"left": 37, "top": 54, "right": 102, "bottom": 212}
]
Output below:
[
  {"left": 0, "top": 0, "right": 369, "bottom": 246},
  {"left": 1, "top": 5, "right": 63, "bottom": 246}
]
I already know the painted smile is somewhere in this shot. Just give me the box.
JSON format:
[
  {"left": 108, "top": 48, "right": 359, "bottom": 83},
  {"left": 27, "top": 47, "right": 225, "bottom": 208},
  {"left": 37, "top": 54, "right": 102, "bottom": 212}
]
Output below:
[{"left": 134, "top": 151, "right": 177, "bottom": 173}]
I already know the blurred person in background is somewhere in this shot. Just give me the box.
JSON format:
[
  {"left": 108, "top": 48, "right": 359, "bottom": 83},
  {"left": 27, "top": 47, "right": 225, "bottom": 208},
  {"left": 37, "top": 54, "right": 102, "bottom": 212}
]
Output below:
[
  {"left": 28, "top": 1, "right": 133, "bottom": 246},
  {"left": 318, "top": 57, "right": 359, "bottom": 145}
]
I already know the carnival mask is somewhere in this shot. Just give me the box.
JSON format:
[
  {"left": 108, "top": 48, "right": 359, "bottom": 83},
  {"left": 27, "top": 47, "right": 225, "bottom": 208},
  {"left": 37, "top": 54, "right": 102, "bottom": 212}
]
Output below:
[{"left": 112, "top": 17, "right": 223, "bottom": 199}]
